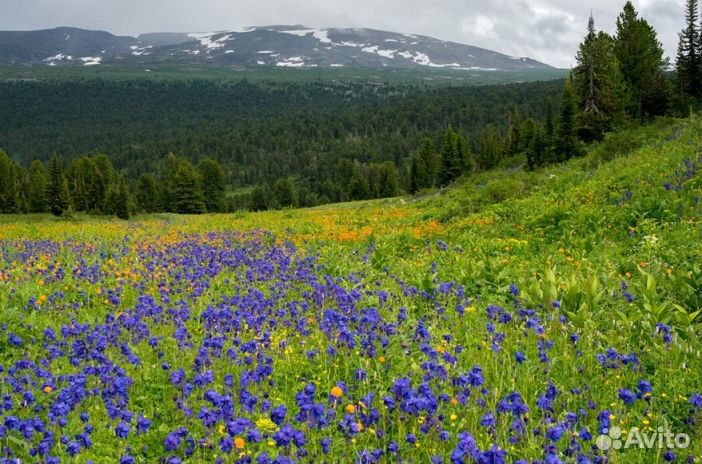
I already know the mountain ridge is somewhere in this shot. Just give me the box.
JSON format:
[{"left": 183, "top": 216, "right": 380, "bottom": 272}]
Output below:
[{"left": 0, "top": 25, "right": 555, "bottom": 70}]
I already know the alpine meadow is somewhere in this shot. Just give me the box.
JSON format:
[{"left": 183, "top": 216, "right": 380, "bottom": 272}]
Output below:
[{"left": 0, "top": 1, "right": 700, "bottom": 464}]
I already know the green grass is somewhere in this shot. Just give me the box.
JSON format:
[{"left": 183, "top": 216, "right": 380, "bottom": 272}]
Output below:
[{"left": 0, "top": 116, "right": 699, "bottom": 463}]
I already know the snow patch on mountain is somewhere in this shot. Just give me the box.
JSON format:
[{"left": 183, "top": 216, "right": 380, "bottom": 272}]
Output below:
[
  {"left": 276, "top": 56, "right": 305, "bottom": 67},
  {"left": 80, "top": 56, "right": 102, "bottom": 66},
  {"left": 188, "top": 32, "right": 232, "bottom": 50}
]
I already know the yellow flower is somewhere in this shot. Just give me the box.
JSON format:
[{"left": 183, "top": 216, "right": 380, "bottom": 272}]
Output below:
[
  {"left": 330, "top": 386, "right": 343, "bottom": 398},
  {"left": 345, "top": 404, "right": 356, "bottom": 414},
  {"left": 43, "top": 386, "right": 53, "bottom": 394},
  {"left": 234, "top": 437, "right": 245, "bottom": 449}
]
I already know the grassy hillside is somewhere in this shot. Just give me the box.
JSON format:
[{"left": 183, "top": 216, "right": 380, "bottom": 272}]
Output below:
[{"left": 0, "top": 117, "right": 699, "bottom": 463}]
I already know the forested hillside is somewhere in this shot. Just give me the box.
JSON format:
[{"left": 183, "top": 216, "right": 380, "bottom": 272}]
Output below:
[{"left": 0, "top": 78, "right": 560, "bottom": 182}]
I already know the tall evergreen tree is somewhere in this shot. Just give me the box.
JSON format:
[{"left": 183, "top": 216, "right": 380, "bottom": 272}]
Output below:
[
  {"left": 249, "top": 185, "right": 269, "bottom": 211},
  {"left": 0, "top": 148, "right": 18, "bottom": 213},
  {"left": 409, "top": 138, "right": 437, "bottom": 193},
  {"left": 675, "top": 0, "right": 701, "bottom": 105},
  {"left": 273, "top": 177, "right": 297, "bottom": 208},
  {"left": 526, "top": 124, "right": 548, "bottom": 170},
  {"left": 475, "top": 125, "right": 504, "bottom": 171},
  {"left": 114, "top": 176, "right": 131, "bottom": 220},
  {"left": 348, "top": 164, "right": 371, "bottom": 200},
  {"left": 135, "top": 172, "right": 160, "bottom": 213},
  {"left": 197, "top": 158, "right": 227, "bottom": 213},
  {"left": 377, "top": 162, "right": 399, "bottom": 198},
  {"left": 168, "top": 158, "right": 206, "bottom": 214},
  {"left": 505, "top": 108, "right": 523, "bottom": 156},
  {"left": 438, "top": 127, "right": 471, "bottom": 186},
  {"left": 573, "top": 15, "right": 628, "bottom": 141},
  {"left": 27, "top": 160, "right": 49, "bottom": 213},
  {"left": 87, "top": 155, "right": 113, "bottom": 213},
  {"left": 555, "top": 77, "right": 584, "bottom": 161},
  {"left": 47, "top": 155, "right": 70, "bottom": 217},
  {"left": 614, "top": 1, "right": 670, "bottom": 119}
]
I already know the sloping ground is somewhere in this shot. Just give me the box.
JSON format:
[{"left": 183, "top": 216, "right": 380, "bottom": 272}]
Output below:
[{"left": 0, "top": 117, "right": 699, "bottom": 463}]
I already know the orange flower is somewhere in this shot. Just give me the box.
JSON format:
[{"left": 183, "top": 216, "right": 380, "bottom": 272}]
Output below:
[
  {"left": 43, "top": 386, "right": 53, "bottom": 394},
  {"left": 345, "top": 404, "right": 356, "bottom": 414},
  {"left": 330, "top": 386, "right": 343, "bottom": 398},
  {"left": 234, "top": 437, "right": 245, "bottom": 449}
]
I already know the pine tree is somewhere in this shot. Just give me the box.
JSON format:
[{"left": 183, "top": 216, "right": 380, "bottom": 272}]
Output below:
[
  {"left": 544, "top": 97, "right": 556, "bottom": 164},
  {"left": 47, "top": 155, "right": 70, "bottom": 217},
  {"left": 455, "top": 131, "right": 474, "bottom": 174},
  {"left": 273, "top": 177, "right": 297, "bottom": 208},
  {"left": 545, "top": 97, "right": 555, "bottom": 138},
  {"left": 168, "top": 158, "right": 206, "bottom": 214},
  {"left": 27, "top": 160, "right": 49, "bottom": 213},
  {"left": 87, "top": 155, "right": 113, "bottom": 213},
  {"left": 136, "top": 172, "right": 159, "bottom": 213},
  {"left": 574, "top": 15, "right": 628, "bottom": 141},
  {"left": 526, "top": 125, "right": 547, "bottom": 170},
  {"left": 114, "top": 176, "right": 130, "bottom": 220},
  {"left": 249, "top": 185, "right": 268, "bottom": 211},
  {"left": 0, "top": 148, "right": 18, "bottom": 213},
  {"left": 438, "top": 127, "right": 471, "bottom": 186},
  {"left": 348, "top": 164, "right": 371, "bottom": 200},
  {"left": 377, "top": 162, "right": 399, "bottom": 198},
  {"left": 676, "top": 0, "right": 701, "bottom": 106},
  {"left": 409, "top": 138, "right": 438, "bottom": 193},
  {"left": 197, "top": 158, "right": 226, "bottom": 213},
  {"left": 614, "top": 2, "right": 670, "bottom": 119},
  {"left": 505, "top": 109, "right": 523, "bottom": 156},
  {"left": 555, "top": 77, "right": 583, "bottom": 161},
  {"left": 475, "top": 125, "right": 504, "bottom": 171}
]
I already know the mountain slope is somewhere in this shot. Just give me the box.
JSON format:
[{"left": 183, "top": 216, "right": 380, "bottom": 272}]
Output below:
[{"left": 0, "top": 25, "right": 554, "bottom": 70}]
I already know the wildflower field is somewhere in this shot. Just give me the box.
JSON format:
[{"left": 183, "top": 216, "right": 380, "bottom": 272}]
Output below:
[{"left": 0, "top": 118, "right": 700, "bottom": 463}]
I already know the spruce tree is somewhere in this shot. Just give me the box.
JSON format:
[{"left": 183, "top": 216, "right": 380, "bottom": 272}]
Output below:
[
  {"left": 377, "top": 162, "right": 399, "bottom": 198},
  {"left": 438, "top": 127, "right": 470, "bottom": 186},
  {"left": 614, "top": 2, "right": 670, "bottom": 119},
  {"left": 27, "top": 160, "right": 49, "bottom": 213},
  {"left": 273, "top": 177, "right": 297, "bottom": 208},
  {"left": 136, "top": 172, "right": 160, "bottom": 213},
  {"left": 87, "top": 155, "right": 113, "bottom": 213},
  {"left": 409, "top": 138, "right": 437, "bottom": 192},
  {"left": 249, "top": 185, "right": 268, "bottom": 211},
  {"left": 197, "top": 158, "right": 226, "bottom": 213},
  {"left": 47, "top": 155, "right": 70, "bottom": 217},
  {"left": 114, "top": 177, "right": 130, "bottom": 220},
  {"left": 169, "top": 158, "right": 206, "bottom": 214},
  {"left": 675, "top": 0, "right": 701, "bottom": 105},
  {"left": 505, "top": 109, "right": 523, "bottom": 156},
  {"left": 476, "top": 125, "right": 504, "bottom": 171},
  {"left": 555, "top": 77, "right": 583, "bottom": 161},
  {"left": 574, "top": 15, "right": 628, "bottom": 141},
  {"left": 526, "top": 125, "right": 547, "bottom": 170},
  {"left": 0, "top": 148, "right": 18, "bottom": 213},
  {"left": 348, "top": 164, "right": 371, "bottom": 200}
]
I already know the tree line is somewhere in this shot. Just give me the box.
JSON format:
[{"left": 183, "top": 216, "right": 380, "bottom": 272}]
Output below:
[{"left": 408, "top": 1, "right": 700, "bottom": 191}]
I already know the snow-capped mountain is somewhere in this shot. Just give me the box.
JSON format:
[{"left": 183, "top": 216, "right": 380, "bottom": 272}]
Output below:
[{"left": 0, "top": 26, "right": 554, "bottom": 70}]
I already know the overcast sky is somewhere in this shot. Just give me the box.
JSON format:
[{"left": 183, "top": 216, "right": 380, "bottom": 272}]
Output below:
[{"left": 1, "top": 0, "right": 687, "bottom": 67}]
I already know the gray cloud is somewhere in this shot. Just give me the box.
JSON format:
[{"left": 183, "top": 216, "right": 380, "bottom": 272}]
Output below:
[{"left": 0, "top": 0, "right": 687, "bottom": 67}]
